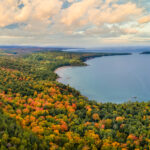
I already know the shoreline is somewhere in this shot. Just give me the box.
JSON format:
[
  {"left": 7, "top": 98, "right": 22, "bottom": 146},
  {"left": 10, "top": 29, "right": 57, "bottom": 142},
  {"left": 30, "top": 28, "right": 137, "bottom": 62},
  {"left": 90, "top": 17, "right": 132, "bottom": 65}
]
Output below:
[
  {"left": 54, "top": 53, "right": 150, "bottom": 103},
  {"left": 54, "top": 52, "right": 131, "bottom": 82},
  {"left": 54, "top": 66, "right": 72, "bottom": 73},
  {"left": 54, "top": 66, "right": 73, "bottom": 81},
  {"left": 54, "top": 65, "right": 87, "bottom": 81}
]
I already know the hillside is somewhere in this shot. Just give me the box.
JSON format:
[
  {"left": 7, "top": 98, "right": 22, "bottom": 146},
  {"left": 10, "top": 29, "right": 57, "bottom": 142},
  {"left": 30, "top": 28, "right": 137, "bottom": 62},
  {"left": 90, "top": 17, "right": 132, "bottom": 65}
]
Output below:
[{"left": 0, "top": 51, "right": 150, "bottom": 150}]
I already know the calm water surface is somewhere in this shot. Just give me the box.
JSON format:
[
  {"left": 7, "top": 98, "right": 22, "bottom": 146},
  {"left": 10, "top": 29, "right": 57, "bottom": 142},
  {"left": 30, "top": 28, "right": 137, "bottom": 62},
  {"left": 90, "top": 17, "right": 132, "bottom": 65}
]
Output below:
[{"left": 55, "top": 54, "right": 150, "bottom": 103}]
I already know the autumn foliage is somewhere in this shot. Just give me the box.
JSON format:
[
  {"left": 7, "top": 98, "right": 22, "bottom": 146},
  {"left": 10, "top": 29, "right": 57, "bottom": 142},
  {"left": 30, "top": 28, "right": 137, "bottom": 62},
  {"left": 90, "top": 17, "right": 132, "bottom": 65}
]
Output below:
[{"left": 0, "top": 51, "right": 150, "bottom": 149}]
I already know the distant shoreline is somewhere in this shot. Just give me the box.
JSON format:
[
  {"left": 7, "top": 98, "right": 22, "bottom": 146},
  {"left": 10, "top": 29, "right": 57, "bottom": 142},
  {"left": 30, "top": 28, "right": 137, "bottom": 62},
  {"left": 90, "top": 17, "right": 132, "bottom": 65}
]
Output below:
[
  {"left": 140, "top": 51, "right": 150, "bottom": 54},
  {"left": 54, "top": 52, "right": 131, "bottom": 82}
]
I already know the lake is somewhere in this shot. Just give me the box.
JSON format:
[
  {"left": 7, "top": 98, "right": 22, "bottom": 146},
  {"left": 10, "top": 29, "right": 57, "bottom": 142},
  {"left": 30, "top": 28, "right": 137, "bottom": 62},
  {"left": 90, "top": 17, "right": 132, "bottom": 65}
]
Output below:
[{"left": 55, "top": 54, "right": 150, "bottom": 103}]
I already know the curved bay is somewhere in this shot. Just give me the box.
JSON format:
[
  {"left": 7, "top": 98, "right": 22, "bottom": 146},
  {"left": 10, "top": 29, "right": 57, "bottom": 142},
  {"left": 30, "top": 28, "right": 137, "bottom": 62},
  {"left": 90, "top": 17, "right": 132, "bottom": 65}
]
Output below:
[{"left": 56, "top": 54, "right": 150, "bottom": 103}]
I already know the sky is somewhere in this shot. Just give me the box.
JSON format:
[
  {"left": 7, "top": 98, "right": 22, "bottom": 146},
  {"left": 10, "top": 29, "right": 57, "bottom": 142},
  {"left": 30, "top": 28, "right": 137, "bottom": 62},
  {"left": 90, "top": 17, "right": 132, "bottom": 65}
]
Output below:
[{"left": 0, "top": 0, "right": 150, "bottom": 47}]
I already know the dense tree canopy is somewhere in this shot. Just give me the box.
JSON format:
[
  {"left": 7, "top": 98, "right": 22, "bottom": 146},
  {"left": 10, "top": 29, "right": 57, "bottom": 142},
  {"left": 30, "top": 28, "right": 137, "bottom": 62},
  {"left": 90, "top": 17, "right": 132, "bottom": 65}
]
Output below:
[{"left": 0, "top": 51, "right": 149, "bottom": 149}]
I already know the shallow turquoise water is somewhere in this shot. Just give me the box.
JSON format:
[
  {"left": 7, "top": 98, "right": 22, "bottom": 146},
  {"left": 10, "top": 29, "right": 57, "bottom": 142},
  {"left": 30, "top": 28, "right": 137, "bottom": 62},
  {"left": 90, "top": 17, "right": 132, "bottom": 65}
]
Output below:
[{"left": 56, "top": 54, "right": 150, "bottom": 103}]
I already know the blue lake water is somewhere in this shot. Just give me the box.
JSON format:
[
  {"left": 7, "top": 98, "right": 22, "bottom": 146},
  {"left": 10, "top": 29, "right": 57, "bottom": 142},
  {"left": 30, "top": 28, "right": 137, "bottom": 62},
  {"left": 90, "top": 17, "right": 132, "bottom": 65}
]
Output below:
[{"left": 55, "top": 54, "right": 150, "bottom": 103}]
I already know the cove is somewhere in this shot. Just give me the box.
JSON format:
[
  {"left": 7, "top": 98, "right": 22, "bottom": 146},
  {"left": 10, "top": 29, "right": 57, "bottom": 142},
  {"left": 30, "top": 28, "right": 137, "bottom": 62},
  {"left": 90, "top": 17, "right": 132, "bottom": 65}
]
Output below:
[{"left": 55, "top": 54, "right": 150, "bottom": 103}]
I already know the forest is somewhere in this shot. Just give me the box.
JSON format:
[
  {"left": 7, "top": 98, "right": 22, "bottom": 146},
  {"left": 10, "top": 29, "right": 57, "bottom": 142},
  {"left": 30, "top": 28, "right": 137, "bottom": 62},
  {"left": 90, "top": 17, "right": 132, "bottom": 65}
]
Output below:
[{"left": 0, "top": 50, "right": 150, "bottom": 150}]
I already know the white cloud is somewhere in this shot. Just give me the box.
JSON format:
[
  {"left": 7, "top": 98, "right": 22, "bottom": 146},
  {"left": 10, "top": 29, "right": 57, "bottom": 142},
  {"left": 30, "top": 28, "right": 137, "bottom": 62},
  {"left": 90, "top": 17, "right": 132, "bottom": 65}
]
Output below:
[
  {"left": 0, "top": 0, "right": 149, "bottom": 46},
  {"left": 31, "top": 0, "right": 62, "bottom": 22},
  {"left": 0, "top": 0, "right": 62, "bottom": 27},
  {"left": 60, "top": 0, "right": 99, "bottom": 26},
  {"left": 60, "top": 0, "right": 143, "bottom": 27},
  {"left": 139, "top": 16, "right": 150, "bottom": 24},
  {"left": 88, "top": 2, "right": 142, "bottom": 25}
]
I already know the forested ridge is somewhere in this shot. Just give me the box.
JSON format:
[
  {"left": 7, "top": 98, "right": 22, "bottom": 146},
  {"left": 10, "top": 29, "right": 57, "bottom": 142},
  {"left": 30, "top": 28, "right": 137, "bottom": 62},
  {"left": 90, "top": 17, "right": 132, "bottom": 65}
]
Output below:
[{"left": 0, "top": 51, "right": 150, "bottom": 150}]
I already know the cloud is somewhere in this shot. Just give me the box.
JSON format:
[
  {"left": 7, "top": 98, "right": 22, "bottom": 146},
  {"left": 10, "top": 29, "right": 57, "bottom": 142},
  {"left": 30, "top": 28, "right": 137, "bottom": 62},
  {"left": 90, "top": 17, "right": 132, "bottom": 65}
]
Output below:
[
  {"left": 0, "top": 0, "right": 62, "bottom": 27},
  {"left": 31, "top": 0, "right": 62, "bottom": 22},
  {"left": 0, "top": 0, "right": 145, "bottom": 29},
  {"left": 0, "top": 0, "right": 18, "bottom": 27},
  {"left": 122, "top": 28, "right": 138, "bottom": 34},
  {"left": 60, "top": 0, "right": 143, "bottom": 27},
  {"left": 88, "top": 2, "right": 142, "bottom": 25},
  {"left": 0, "top": 0, "right": 149, "bottom": 46},
  {"left": 60, "top": 0, "right": 99, "bottom": 26},
  {"left": 84, "top": 25, "right": 138, "bottom": 38},
  {"left": 139, "top": 16, "right": 150, "bottom": 24}
]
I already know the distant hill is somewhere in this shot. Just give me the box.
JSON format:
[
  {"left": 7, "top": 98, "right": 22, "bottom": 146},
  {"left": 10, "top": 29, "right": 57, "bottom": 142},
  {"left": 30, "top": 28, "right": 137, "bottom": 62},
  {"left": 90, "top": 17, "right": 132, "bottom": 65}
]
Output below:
[
  {"left": 63, "top": 46, "right": 150, "bottom": 53},
  {"left": 0, "top": 45, "right": 150, "bottom": 55},
  {"left": 0, "top": 45, "right": 70, "bottom": 55},
  {"left": 140, "top": 51, "right": 150, "bottom": 54}
]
